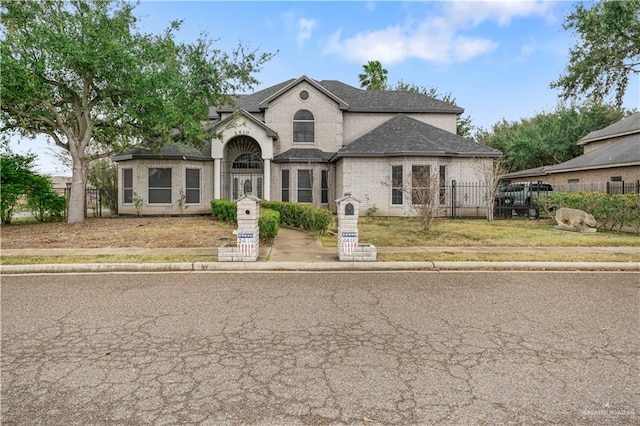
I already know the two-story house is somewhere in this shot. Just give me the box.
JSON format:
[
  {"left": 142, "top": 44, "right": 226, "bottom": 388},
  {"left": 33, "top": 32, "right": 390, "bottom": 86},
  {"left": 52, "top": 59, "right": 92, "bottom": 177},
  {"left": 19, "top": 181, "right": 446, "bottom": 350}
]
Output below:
[{"left": 113, "top": 75, "right": 502, "bottom": 216}]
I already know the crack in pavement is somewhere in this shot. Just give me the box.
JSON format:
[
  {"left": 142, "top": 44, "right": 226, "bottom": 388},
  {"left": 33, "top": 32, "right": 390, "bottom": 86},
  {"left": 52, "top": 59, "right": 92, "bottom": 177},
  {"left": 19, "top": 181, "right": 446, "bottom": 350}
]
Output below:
[{"left": 2, "top": 272, "right": 638, "bottom": 425}]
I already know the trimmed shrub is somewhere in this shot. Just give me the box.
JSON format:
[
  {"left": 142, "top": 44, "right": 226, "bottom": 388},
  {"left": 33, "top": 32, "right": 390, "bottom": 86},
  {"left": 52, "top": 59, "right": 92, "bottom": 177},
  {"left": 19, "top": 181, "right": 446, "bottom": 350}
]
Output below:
[
  {"left": 26, "top": 174, "right": 67, "bottom": 222},
  {"left": 537, "top": 192, "right": 640, "bottom": 233},
  {"left": 259, "top": 208, "right": 280, "bottom": 240},
  {"left": 211, "top": 199, "right": 237, "bottom": 223},
  {"left": 261, "top": 200, "right": 333, "bottom": 233}
]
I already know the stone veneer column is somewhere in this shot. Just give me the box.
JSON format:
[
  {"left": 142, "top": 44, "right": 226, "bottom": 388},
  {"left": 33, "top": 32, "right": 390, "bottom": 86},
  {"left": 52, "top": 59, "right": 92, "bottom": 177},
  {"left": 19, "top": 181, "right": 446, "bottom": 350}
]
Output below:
[
  {"left": 336, "top": 193, "right": 376, "bottom": 262},
  {"left": 217, "top": 195, "right": 260, "bottom": 262}
]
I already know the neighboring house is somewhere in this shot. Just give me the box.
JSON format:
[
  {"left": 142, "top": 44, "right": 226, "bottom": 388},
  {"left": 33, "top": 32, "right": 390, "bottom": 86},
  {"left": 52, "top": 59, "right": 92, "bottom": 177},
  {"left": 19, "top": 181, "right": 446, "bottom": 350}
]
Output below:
[
  {"left": 113, "top": 75, "right": 502, "bottom": 216},
  {"left": 502, "top": 112, "right": 640, "bottom": 193}
]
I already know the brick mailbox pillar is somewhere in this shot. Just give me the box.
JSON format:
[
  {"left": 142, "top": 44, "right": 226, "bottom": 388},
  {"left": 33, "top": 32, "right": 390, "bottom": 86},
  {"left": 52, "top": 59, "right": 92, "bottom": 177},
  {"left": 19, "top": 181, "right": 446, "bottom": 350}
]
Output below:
[
  {"left": 336, "top": 193, "right": 376, "bottom": 261},
  {"left": 218, "top": 195, "right": 260, "bottom": 262}
]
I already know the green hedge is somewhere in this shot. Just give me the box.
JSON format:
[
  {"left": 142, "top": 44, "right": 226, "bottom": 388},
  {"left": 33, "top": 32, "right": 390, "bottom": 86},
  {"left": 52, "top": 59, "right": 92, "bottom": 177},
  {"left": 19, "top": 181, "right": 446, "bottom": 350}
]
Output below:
[
  {"left": 537, "top": 192, "right": 640, "bottom": 233},
  {"left": 211, "top": 200, "right": 281, "bottom": 241},
  {"left": 211, "top": 199, "right": 237, "bottom": 223},
  {"left": 260, "top": 201, "right": 333, "bottom": 233},
  {"left": 259, "top": 208, "right": 280, "bottom": 240}
]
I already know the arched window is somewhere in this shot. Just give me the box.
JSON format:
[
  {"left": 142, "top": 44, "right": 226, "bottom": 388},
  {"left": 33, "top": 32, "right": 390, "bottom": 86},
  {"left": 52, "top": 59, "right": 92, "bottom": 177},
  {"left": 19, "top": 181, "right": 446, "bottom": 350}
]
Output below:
[
  {"left": 232, "top": 153, "right": 263, "bottom": 170},
  {"left": 293, "top": 109, "right": 314, "bottom": 143}
]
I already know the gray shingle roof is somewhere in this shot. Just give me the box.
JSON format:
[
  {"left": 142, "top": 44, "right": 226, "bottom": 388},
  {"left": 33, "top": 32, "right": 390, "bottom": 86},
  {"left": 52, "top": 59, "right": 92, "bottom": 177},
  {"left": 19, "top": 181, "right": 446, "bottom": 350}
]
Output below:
[
  {"left": 112, "top": 141, "right": 211, "bottom": 162},
  {"left": 547, "top": 133, "right": 639, "bottom": 171},
  {"left": 218, "top": 76, "right": 462, "bottom": 114},
  {"left": 502, "top": 132, "right": 639, "bottom": 178},
  {"left": 333, "top": 114, "right": 502, "bottom": 159},
  {"left": 579, "top": 112, "right": 640, "bottom": 145},
  {"left": 272, "top": 148, "right": 335, "bottom": 163},
  {"left": 319, "top": 80, "right": 463, "bottom": 113}
]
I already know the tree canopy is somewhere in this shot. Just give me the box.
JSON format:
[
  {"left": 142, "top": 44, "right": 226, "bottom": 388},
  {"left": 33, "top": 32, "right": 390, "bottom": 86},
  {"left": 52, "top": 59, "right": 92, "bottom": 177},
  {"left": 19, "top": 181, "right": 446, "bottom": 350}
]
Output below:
[
  {"left": 358, "top": 60, "right": 388, "bottom": 90},
  {"left": 551, "top": 0, "right": 640, "bottom": 106},
  {"left": 1, "top": 0, "right": 273, "bottom": 223},
  {"left": 476, "top": 103, "right": 626, "bottom": 173}
]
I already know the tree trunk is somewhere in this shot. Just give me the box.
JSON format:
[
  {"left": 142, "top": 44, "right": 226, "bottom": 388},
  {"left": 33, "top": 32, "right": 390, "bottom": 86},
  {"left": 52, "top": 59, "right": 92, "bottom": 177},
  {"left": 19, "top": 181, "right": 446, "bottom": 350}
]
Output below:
[{"left": 67, "top": 157, "right": 87, "bottom": 224}]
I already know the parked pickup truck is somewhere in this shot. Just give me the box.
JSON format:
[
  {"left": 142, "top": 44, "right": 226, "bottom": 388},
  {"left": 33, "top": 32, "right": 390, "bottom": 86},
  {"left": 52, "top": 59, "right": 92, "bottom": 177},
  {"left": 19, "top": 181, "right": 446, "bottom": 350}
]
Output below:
[{"left": 495, "top": 181, "right": 553, "bottom": 217}]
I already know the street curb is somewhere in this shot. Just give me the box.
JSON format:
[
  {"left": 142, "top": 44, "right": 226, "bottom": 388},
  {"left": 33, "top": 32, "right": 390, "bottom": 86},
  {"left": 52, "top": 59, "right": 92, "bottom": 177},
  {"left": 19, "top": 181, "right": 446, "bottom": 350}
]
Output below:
[{"left": 2, "top": 261, "right": 639, "bottom": 274}]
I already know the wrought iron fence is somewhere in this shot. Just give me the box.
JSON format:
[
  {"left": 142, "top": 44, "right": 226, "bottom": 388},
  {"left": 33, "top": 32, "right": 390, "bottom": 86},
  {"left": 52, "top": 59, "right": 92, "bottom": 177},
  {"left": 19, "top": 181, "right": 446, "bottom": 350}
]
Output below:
[
  {"left": 437, "top": 180, "right": 640, "bottom": 219},
  {"left": 54, "top": 187, "right": 105, "bottom": 218}
]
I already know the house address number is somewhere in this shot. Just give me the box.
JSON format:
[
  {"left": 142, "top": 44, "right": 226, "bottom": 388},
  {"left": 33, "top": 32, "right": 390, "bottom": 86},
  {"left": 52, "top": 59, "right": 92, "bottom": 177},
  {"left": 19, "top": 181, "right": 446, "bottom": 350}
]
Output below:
[{"left": 235, "top": 130, "right": 250, "bottom": 135}]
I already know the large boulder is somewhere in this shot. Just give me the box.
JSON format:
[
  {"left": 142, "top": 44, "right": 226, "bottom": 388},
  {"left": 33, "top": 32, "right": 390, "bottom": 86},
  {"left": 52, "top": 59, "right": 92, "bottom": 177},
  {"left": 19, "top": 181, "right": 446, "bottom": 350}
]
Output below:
[{"left": 555, "top": 207, "right": 597, "bottom": 233}]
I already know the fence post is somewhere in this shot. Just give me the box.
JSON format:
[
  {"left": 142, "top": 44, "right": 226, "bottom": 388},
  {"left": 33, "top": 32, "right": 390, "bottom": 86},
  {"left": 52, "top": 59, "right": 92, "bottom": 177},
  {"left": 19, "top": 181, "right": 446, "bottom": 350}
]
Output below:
[{"left": 451, "top": 180, "right": 457, "bottom": 218}]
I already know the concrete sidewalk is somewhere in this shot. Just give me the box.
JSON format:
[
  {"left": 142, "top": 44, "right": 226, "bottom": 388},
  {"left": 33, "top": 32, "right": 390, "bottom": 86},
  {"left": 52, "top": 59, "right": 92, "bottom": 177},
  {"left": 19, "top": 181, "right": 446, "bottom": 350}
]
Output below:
[{"left": 2, "top": 227, "right": 639, "bottom": 273}]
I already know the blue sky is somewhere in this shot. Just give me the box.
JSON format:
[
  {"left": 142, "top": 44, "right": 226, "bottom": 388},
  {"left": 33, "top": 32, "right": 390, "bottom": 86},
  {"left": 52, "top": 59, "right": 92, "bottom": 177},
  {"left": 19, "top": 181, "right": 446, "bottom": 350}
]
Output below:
[{"left": 10, "top": 0, "right": 640, "bottom": 175}]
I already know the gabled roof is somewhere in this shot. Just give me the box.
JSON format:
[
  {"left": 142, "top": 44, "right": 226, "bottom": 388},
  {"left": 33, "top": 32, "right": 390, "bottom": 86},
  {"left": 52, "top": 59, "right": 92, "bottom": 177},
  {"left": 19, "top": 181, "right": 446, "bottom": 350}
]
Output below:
[
  {"left": 218, "top": 76, "right": 463, "bottom": 114},
  {"left": 502, "top": 132, "right": 639, "bottom": 178},
  {"left": 210, "top": 108, "right": 278, "bottom": 138},
  {"left": 578, "top": 112, "right": 640, "bottom": 145},
  {"left": 547, "top": 133, "right": 639, "bottom": 172},
  {"left": 258, "top": 75, "right": 349, "bottom": 110},
  {"left": 272, "top": 148, "right": 334, "bottom": 163},
  {"left": 333, "top": 114, "right": 501, "bottom": 159}
]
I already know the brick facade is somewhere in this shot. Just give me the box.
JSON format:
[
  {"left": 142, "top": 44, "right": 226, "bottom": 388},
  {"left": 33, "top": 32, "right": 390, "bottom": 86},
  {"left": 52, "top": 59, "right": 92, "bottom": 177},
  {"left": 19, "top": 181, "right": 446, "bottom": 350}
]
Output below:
[{"left": 115, "top": 76, "right": 501, "bottom": 217}]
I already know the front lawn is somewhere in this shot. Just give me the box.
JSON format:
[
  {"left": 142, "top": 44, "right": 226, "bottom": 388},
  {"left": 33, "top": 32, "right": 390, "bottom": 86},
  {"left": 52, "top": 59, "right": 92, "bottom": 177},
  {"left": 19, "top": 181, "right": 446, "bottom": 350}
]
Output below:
[{"left": 318, "top": 217, "right": 640, "bottom": 247}]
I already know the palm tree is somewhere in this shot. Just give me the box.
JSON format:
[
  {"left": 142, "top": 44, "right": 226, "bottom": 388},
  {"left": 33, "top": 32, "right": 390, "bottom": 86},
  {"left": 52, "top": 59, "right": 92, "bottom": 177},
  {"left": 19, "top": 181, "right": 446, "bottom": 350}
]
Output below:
[{"left": 358, "top": 60, "right": 388, "bottom": 90}]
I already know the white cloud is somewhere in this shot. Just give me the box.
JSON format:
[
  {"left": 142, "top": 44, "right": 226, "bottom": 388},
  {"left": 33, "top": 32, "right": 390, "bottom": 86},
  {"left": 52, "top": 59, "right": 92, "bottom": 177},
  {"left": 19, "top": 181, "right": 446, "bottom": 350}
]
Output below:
[
  {"left": 446, "top": 0, "right": 556, "bottom": 27},
  {"left": 323, "top": 0, "right": 555, "bottom": 65},
  {"left": 296, "top": 18, "right": 317, "bottom": 47}
]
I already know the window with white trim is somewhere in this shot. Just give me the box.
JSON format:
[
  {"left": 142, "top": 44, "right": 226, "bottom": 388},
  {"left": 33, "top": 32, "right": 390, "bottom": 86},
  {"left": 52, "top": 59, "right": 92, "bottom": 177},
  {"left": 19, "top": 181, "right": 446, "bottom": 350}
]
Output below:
[
  {"left": 123, "top": 168, "right": 133, "bottom": 204},
  {"left": 411, "top": 165, "right": 430, "bottom": 205},
  {"left": 148, "top": 168, "right": 171, "bottom": 203},
  {"left": 185, "top": 168, "right": 200, "bottom": 204},
  {"left": 281, "top": 170, "right": 290, "bottom": 202},
  {"left": 293, "top": 109, "right": 314, "bottom": 143},
  {"left": 391, "top": 165, "right": 403, "bottom": 205},
  {"left": 297, "top": 169, "right": 312, "bottom": 203},
  {"left": 321, "top": 170, "right": 329, "bottom": 204}
]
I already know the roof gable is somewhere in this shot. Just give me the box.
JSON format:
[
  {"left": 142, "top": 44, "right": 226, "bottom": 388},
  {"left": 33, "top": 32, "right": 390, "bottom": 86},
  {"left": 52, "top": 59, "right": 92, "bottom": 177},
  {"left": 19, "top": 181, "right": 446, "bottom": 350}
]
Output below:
[
  {"left": 334, "top": 114, "right": 501, "bottom": 159},
  {"left": 257, "top": 75, "right": 349, "bottom": 110},
  {"left": 211, "top": 109, "right": 278, "bottom": 138}
]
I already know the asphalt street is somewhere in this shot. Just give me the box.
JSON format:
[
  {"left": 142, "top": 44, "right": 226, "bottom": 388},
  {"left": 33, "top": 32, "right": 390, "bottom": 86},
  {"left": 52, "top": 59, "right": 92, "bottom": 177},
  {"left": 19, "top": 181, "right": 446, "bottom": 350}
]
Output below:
[{"left": 1, "top": 271, "right": 638, "bottom": 425}]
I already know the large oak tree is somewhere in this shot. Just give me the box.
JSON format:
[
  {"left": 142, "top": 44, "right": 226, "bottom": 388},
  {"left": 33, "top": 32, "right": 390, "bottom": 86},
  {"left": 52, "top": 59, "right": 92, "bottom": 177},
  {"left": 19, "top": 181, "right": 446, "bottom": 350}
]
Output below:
[
  {"left": 551, "top": 0, "right": 640, "bottom": 106},
  {"left": 1, "top": 0, "right": 272, "bottom": 223}
]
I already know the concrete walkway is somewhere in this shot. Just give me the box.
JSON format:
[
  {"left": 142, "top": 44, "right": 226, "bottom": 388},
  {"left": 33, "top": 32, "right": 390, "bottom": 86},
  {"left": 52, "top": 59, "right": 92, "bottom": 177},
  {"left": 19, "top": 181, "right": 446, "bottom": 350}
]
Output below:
[{"left": 2, "top": 226, "right": 639, "bottom": 273}]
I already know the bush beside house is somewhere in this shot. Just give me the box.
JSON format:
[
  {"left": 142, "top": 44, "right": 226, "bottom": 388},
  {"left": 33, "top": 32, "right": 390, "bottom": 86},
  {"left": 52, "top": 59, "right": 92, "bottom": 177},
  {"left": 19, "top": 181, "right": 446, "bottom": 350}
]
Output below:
[{"left": 538, "top": 192, "right": 640, "bottom": 233}]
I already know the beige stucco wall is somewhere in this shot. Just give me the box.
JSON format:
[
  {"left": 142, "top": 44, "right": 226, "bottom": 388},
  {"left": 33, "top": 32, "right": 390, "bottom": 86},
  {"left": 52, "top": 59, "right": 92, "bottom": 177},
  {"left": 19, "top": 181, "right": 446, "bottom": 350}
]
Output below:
[
  {"left": 263, "top": 81, "right": 344, "bottom": 153},
  {"left": 342, "top": 112, "right": 456, "bottom": 144},
  {"left": 117, "top": 159, "right": 214, "bottom": 215}
]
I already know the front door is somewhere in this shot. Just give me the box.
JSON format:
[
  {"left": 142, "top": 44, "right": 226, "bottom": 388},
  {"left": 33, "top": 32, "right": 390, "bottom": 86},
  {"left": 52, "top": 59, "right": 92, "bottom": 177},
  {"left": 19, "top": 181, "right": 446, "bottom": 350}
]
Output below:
[{"left": 232, "top": 174, "right": 263, "bottom": 200}]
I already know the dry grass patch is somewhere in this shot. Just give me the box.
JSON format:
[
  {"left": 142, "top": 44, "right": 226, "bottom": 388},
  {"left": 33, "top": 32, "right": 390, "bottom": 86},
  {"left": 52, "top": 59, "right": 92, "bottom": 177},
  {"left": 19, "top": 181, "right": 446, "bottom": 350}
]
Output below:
[
  {"left": 1, "top": 216, "right": 235, "bottom": 249},
  {"left": 318, "top": 217, "right": 640, "bottom": 247},
  {"left": 378, "top": 252, "right": 640, "bottom": 263},
  {"left": 1, "top": 254, "right": 215, "bottom": 265}
]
